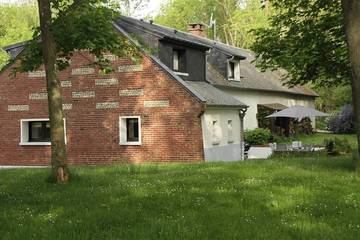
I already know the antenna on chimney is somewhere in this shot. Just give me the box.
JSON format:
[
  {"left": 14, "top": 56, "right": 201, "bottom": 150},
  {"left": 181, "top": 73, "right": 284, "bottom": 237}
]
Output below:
[{"left": 209, "top": 12, "right": 217, "bottom": 40}]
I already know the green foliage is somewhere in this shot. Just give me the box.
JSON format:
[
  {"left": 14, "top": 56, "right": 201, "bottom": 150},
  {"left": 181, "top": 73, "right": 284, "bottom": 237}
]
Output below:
[
  {"left": 244, "top": 128, "right": 272, "bottom": 145},
  {"left": 1, "top": 156, "right": 360, "bottom": 239},
  {"left": 155, "top": 0, "right": 269, "bottom": 48},
  {"left": 0, "top": 4, "right": 39, "bottom": 69},
  {"left": 251, "top": 0, "right": 350, "bottom": 88},
  {"left": 315, "top": 85, "right": 352, "bottom": 112},
  {"left": 325, "top": 137, "right": 352, "bottom": 156},
  {"left": 15, "top": 0, "right": 140, "bottom": 74}
]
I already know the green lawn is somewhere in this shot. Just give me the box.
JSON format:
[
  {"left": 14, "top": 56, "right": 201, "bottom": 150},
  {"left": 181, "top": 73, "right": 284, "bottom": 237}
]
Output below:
[
  {"left": 1, "top": 156, "right": 360, "bottom": 239},
  {"left": 279, "top": 133, "right": 357, "bottom": 148}
]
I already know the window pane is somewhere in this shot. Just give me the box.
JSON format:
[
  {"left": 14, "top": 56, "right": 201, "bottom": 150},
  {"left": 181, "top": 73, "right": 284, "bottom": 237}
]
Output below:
[
  {"left": 173, "top": 50, "right": 179, "bottom": 70},
  {"left": 44, "top": 122, "right": 51, "bottom": 141},
  {"left": 173, "top": 49, "right": 186, "bottom": 72},
  {"left": 178, "top": 50, "right": 186, "bottom": 72},
  {"left": 29, "top": 121, "right": 50, "bottom": 142},
  {"left": 229, "top": 62, "right": 235, "bottom": 78},
  {"left": 126, "top": 118, "right": 139, "bottom": 142},
  {"left": 29, "top": 122, "right": 42, "bottom": 141}
]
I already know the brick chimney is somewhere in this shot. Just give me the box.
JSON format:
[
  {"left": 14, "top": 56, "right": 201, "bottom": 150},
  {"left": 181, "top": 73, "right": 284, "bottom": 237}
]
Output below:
[{"left": 187, "top": 23, "right": 206, "bottom": 37}]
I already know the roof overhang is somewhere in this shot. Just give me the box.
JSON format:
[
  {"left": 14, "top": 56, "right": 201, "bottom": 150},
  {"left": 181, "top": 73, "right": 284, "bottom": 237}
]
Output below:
[
  {"left": 160, "top": 36, "right": 211, "bottom": 51},
  {"left": 258, "top": 103, "right": 287, "bottom": 111}
]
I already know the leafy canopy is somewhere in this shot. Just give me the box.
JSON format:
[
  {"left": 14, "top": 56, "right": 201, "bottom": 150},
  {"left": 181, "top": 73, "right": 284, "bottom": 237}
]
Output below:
[
  {"left": 17, "top": 0, "right": 139, "bottom": 73},
  {"left": 0, "top": 4, "right": 39, "bottom": 68},
  {"left": 155, "top": 0, "right": 269, "bottom": 48},
  {"left": 251, "top": 0, "right": 350, "bottom": 87}
]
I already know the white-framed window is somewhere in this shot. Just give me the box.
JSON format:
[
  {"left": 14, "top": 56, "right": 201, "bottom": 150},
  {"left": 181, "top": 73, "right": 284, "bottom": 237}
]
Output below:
[
  {"left": 119, "top": 116, "right": 141, "bottom": 145},
  {"left": 227, "top": 120, "right": 234, "bottom": 143},
  {"left": 20, "top": 118, "right": 67, "bottom": 146},
  {"left": 173, "top": 49, "right": 187, "bottom": 73},
  {"left": 212, "top": 120, "right": 221, "bottom": 145},
  {"left": 228, "top": 60, "right": 241, "bottom": 81}
]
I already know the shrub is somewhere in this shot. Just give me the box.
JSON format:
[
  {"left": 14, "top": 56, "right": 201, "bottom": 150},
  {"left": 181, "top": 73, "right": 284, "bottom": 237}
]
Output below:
[
  {"left": 245, "top": 128, "right": 272, "bottom": 145},
  {"left": 324, "top": 137, "right": 352, "bottom": 156},
  {"left": 328, "top": 104, "right": 355, "bottom": 134}
]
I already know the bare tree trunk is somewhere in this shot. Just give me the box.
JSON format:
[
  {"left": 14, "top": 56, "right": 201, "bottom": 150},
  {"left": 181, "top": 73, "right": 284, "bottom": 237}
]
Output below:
[
  {"left": 342, "top": 0, "right": 360, "bottom": 156},
  {"left": 38, "top": 0, "right": 69, "bottom": 182}
]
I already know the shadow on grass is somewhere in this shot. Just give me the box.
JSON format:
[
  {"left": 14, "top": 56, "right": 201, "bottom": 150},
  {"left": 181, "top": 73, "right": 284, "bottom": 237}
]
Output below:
[{"left": 1, "top": 158, "right": 360, "bottom": 239}]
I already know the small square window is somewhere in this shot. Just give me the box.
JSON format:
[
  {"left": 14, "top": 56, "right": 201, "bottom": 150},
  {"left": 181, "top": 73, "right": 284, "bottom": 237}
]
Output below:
[
  {"left": 228, "top": 60, "right": 240, "bottom": 81},
  {"left": 173, "top": 49, "right": 186, "bottom": 73},
  {"left": 120, "top": 116, "right": 141, "bottom": 145},
  {"left": 20, "top": 119, "right": 66, "bottom": 146}
]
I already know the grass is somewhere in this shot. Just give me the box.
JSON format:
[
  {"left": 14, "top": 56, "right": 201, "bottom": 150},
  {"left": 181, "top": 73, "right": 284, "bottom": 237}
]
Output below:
[
  {"left": 277, "top": 133, "right": 357, "bottom": 148},
  {"left": 1, "top": 156, "right": 360, "bottom": 239}
]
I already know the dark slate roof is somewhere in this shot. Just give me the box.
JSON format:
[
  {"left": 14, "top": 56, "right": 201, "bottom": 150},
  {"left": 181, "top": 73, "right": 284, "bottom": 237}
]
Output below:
[
  {"left": 207, "top": 49, "right": 318, "bottom": 97},
  {"left": 117, "top": 16, "right": 317, "bottom": 97},
  {"left": 116, "top": 16, "right": 247, "bottom": 59},
  {"left": 2, "top": 40, "right": 29, "bottom": 59},
  {"left": 186, "top": 81, "right": 248, "bottom": 108},
  {"left": 1, "top": 24, "right": 247, "bottom": 109},
  {"left": 113, "top": 23, "right": 247, "bottom": 109}
]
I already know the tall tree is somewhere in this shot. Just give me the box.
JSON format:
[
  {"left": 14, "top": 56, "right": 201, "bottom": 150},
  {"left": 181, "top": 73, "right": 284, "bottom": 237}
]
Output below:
[
  {"left": 16, "top": 0, "right": 139, "bottom": 182},
  {"left": 37, "top": 0, "right": 68, "bottom": 182},
  {"left": 341, "top": 0, "right": 360, "bottom": 154},
  {"left": 251, "top": 0, "right": 360, "bottom": 154},
  {"left": 155, "top": 0, "right": 269, "bottom": 48}
]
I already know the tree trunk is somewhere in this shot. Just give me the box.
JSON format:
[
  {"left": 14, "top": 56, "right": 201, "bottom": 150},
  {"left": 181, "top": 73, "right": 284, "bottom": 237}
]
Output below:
[
  {"left": 38, "top": 0, "right": 69, "bottom": 182},
  {"left": 341, "top": 0, "right": 360, "bottom": 156}
]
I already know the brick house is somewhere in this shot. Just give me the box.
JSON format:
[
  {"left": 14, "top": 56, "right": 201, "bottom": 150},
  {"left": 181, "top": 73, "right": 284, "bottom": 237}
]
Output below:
[{"left": 0, "top": 16, "right": 316, "bottom": 165}]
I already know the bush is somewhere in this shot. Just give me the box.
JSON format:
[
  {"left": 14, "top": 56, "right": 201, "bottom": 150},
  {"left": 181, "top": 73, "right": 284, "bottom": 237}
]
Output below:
[
  {"left": 245, "top": 128, "right": 272, "bottom": 145},
  {"left": 328, "top": 104, "right": 355, "bottom": 134},
  {"left": 324, "top": 137, "right": 352, "bottom": 156}
]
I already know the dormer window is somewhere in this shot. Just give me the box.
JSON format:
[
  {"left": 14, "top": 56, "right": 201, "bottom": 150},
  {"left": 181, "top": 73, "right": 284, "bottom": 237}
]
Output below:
[
  {"left": 228, "top": 60, "right": 240, "bottom": 81},
  {"left": 173, "top": 49, "right": 187, "bottom": 74}
]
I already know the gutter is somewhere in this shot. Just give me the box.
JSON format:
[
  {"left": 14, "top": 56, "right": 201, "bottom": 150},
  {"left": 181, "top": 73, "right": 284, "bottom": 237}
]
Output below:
[{"left": 213, "top": 84, "right": 319, "bottom": 98}]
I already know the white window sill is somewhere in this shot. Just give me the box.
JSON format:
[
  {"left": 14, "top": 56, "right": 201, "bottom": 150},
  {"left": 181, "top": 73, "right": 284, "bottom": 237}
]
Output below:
[
  {"left": 120, "top": 142, "right": 141, "bottom": 146},
  {"left": 174, "top": 72, "right": 189, "bottom": 76},
  {"left": 228, "top": 78, "right": 241, "bottom": 82},
  {"left": 19, "top": 142, "right": 51, "bottom": 146}
]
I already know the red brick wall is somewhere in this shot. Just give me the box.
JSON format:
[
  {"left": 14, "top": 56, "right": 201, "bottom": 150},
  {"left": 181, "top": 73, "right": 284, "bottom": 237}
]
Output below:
[{"left": 0, "top": 52, "right": 205, "bottom": 165}]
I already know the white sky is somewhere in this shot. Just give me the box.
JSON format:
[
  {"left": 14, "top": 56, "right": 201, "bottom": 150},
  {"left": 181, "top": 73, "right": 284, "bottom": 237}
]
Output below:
[
  {"left": 140, "top": 0, "right": 165, "bottom": 18},
  {"left": 0, "top": 0, "right": 166, "bottom": 18}
]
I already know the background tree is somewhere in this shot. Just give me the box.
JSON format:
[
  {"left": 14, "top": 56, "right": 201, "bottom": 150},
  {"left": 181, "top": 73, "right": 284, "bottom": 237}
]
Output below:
[
  {"left": 155, "top": 0, "right": 269, "bottom": 48},
  {"left": 113, "top": 0, "right": 149, "bottom": 16},
  {"left": 15, "top": 0, "right": 139, "bottom": 182},
  {"left": 0, "top": 3, "right": 38, "bottom": 68},
  {"left": 251, "top": 0, "right": 360, "bottom": 154},
  {"left": 341, "top": 0, "right": 360, "bottom": 154}
]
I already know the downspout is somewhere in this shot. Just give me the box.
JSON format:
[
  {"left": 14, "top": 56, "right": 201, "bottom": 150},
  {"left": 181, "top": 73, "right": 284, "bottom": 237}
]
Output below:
[{"left": 239, "top": 107, "right": 248, "bottom": 160}]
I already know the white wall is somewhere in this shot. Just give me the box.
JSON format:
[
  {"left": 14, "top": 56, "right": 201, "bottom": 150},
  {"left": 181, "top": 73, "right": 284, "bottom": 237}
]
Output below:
[
  {"left": 201, "top": 108, "right": 243, "bottom": 162},
  {"left": 223, "top": 89, "right": 316, "bottom": 130}
]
